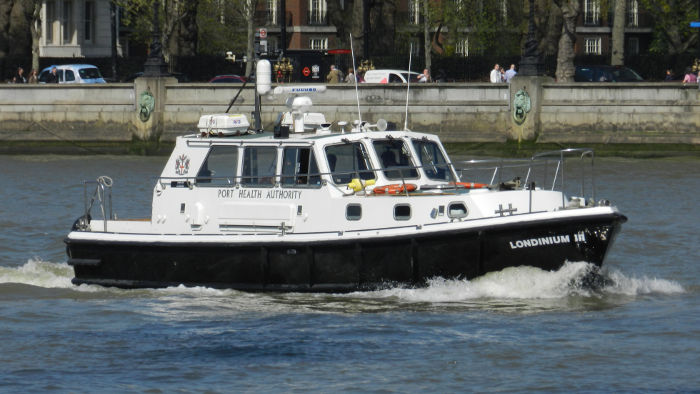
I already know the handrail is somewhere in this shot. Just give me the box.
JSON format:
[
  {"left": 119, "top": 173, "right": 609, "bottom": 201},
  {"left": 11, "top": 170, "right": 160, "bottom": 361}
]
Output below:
[
  {"left": 82, "top": 176, "right": 113, "bottom": 232},
  {"left": 454, "top": 148, "right": 597, "bottom": 211}
]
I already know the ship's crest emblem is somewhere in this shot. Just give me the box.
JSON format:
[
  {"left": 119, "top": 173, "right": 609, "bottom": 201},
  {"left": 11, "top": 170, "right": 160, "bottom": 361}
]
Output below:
[{"left": 175, "top": 154, "right": 190, "bottom": 175}]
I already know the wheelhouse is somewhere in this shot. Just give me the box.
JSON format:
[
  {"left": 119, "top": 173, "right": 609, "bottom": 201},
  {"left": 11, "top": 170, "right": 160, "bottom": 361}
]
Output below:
[{"left": 165, "top": 130, "right": 460, "bottom": 190}]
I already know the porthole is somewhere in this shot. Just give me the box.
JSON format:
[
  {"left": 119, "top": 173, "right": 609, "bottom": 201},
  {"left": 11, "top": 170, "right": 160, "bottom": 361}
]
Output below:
[
  {"left": 394, "top": 204, "right": 411, "bottom": 221},
  {"left": 447, "top": 202, "right": 468, "bottom": 219},
  {"left": 346, "top": 204, "right": 362, "bottom": 221}
]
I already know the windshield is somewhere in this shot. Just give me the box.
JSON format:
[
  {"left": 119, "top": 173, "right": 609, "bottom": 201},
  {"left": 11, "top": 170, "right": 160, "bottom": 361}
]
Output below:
[
  {"left": 325, "top": 142, "right": 375, "bottom": 184},
  {"left": 79, "top": 68, "right": 102, "bottom": 79},
  {"left": 373, "top": 139, "right": 418, "bottom": 180},
  {"left": 411, "top": 139, "right": 453, "bottom": 181}
]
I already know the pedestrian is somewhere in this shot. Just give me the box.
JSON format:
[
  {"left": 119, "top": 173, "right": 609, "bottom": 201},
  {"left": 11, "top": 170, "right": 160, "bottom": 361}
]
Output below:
[
  {"left": 14, "top": 67, "right": 26, "bottom": 83},
  {"left": 505, "top": 64, "right": 517, "bottom": 83},
  {"left": 664, "top": 69, "right": 675, "bottom": 81},
  {"left": 345, "top": 68, "right": 355, "bottom": 83},
  {"left": 46, "top": 67, "right": 60, "bottom": 83},
  {"left": 417, "top": 68, "right": 430, "bottom": 83},
  {"left": 490, "top": 64, "right": 501, "bottom": 83},
  {"left": 326, "top": 65, "right": 340, "bottom": 84},
  {"left": 682, "top": 67, "right": 696, "bottom": 85},
  {"left": 27, "top": 68, "right": 38, "bottom": 83}
]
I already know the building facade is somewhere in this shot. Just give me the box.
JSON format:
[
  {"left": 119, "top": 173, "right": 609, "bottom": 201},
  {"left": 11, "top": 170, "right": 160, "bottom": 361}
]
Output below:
[
  {"left": 40, "top": 0, "right": 121, "bottom": 58},
  {"left": 576, "top": 0, "right": 652, "bottom": 57},
  {"left": 256, "top": 0, "right": 652, "bottom": 57}
]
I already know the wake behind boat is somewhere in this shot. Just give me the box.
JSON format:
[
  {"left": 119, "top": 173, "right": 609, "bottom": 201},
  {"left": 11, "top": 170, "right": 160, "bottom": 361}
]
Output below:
[{"left": 65, "top": 61, "right": 626, "bottom": 292}]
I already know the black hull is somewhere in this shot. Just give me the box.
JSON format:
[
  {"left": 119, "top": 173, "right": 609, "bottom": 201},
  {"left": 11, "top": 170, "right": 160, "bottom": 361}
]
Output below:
[{"left": 66, "top": 213, "right": 626, "bottom": 292}]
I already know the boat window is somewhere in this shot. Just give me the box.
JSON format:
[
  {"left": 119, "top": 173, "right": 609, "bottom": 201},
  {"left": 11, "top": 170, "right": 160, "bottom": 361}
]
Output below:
[
  {"left": 196, "top": 145, "right": 239, "bottom": 185},
  {"left": 325, "top": 142, "right": 375, "bottom": 184},
  {"left": 242, "top": 146, "right": 277, "bottom": 186},
  {"left": 346, "top": 204, "right": 362, "bottom": 220},
  {"left": 411, "top": 139, "right": 452, "bottom": 181},
  {"left": 394, "top": 204, "right": 411, "bottom": 221},
  {"left": 373, "top": 139, "right": 418, "bottom": 180},
  {"left": 447, "top": 202, "right": 468, "bottom": 219},
  {"left": 281, "top": 147, "right": 321, "bottom": 187}
]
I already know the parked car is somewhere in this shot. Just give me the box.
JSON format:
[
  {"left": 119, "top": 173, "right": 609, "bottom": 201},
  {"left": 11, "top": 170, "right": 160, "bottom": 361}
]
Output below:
[
  {"left": 574, "top": 65, "right": 644, "bottom": 82},
  {"left": 38, "top": 64, "right": 105, "bottom": 84},
  {"left": 362, "top": 69, "right": 420, "bottom": 83},
  {"left": 209, "top": 75, "right": 247, "bottom": 83}
]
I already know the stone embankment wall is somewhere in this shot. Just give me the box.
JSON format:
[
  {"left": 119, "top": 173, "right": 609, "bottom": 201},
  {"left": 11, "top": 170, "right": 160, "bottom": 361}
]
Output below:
[{"left": 1, "top": 77, "right": 699, "bottom": 153}]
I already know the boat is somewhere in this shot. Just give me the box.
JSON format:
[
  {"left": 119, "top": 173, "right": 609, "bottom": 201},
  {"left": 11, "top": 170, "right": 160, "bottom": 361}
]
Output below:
[{"left": 65, "top": 61, "right": 627, "bottom": 292}]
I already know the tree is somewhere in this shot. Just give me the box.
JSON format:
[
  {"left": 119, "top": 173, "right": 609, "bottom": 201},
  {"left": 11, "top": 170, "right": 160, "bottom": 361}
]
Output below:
[
  {"left": 164, "top": 0, "right": 199, "bottom": 60},
  {"left": 116, "top": 0, "right": 199, "bottom": 62},
  {"left": 536, "top": 0, "right": 563, "bottom": 58},
  {"left": 422, "top": 0, "right": 430, "bottom": 72},
  {"left": 242, "top": 0, "right": 257, "bottom": 76},
  {"left": 610, "top": 0, "right": 626, "bottom": 65},
  {"left": 29, "top": 0, "right": 40, "bottom": 72},
  {"left": 554, "top": 0, "right": 579, "bottom": 82},
  {"left": 639, "top": 0, "right": 698, "bottom": 55},
  {"left": 0, "top": 0, "right": 13, "bottom": 78}
]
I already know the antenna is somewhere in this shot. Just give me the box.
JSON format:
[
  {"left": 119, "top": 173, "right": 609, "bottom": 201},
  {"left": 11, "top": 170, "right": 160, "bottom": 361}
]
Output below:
[
  {"left": 403, "top": 43, "right": 413, "bottom": 131},
  {"left": 349, "top": 34, "right": 362, "bottom": 127}
]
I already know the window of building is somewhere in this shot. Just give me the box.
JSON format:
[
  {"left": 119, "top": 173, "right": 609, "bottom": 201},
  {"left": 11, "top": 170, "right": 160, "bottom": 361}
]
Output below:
[
  {"left": 584, "top": 37, "right": 602, "bottom": 55},
  {"left": 62, "top": 0, "right": 74, "bottom": 44},
  {"left": 267, "top": 0, "right": 278, "bottom": 25},
  {"left": 627, "top": 0, "right": 638, "bottom": 27},
  {"left": 409, "top": 0, "right": 420, "bottom": 24},
  {"left": 309, "top": 37, "right": 327, "bottom": 50},
  {"left": 84, "top": 1, "right": 95, "bottom": 43},
  {"left": 627, "top": 36, "right": 640, "bottom": 55},
  {"left": 46, "top": 1, "right": 55, "bottom": 44},
  {"left": 267, "top": 37, "right": 279, "bottom": 53},
  {"left": 309, "top": 0, "right": 326, "bottom": 24},
  {"left": 584, "top": 0, "right": 600, "bottom": 25},
  {"left": 455, "top": 38, "right": 469, "bottom": 57}
]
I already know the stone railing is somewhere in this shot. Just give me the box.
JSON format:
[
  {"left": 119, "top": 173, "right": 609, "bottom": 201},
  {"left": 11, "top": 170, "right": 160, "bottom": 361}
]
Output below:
[{"left": 1, "top": 78, "right": 699, "bottom": 147}]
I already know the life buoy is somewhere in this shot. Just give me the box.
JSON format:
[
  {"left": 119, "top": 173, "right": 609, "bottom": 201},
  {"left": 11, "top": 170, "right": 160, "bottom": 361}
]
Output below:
[
  {"left": 451, "top": 182, "right": 488, "bottom": 189},
  {"left": 373, "top": 183, "right": 417, "bottom": 195}
]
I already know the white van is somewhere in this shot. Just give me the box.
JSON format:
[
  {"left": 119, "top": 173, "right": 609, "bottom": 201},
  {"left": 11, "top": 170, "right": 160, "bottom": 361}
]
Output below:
[{"left": 363, "top": 69, "right": 420, "bottom": 84}]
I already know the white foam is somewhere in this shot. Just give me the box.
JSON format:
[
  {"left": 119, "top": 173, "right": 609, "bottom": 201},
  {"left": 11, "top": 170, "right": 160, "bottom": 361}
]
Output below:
[
  {"left": 353, "top": 262, "right": 685, "bottom": 303},
  {"left": 603, "top": 268, "right": 685, "bottom": 295},
  {"left": 1, "top": 260, "right": 685, "bottom": 304},
  {"left": 0, "top": 258, "right": 75, "bottom": 289}
]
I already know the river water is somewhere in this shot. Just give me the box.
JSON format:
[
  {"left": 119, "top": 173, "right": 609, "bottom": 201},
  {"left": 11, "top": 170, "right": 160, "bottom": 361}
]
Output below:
[{"left": 0, "top": 154, "right": 698, "bottom": 392}]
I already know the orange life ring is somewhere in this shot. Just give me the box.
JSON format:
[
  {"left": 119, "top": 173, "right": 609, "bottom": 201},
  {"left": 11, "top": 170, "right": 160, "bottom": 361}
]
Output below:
[
  {"left": 451, "top": 182, "right": 488, "bottom": 189},
  {"left": 373, "top": 183, "right": 418, "bottom": 195}
]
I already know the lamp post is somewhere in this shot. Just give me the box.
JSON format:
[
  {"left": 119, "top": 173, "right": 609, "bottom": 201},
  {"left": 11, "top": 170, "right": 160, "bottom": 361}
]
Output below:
[
  {"left": 143, "top": 0, "right": 169, "bottom": 77},
  {"left": 519, "top": 0, "right": 542, "bottom": 76}
]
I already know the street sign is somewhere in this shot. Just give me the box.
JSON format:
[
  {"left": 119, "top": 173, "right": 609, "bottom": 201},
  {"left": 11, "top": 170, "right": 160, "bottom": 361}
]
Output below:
[
  {"left": 690, "top": 22, "right": 700, "bottom": 28},
  {"left": 303, "top": 67, "right": 311, "bottom": 77},
  {"left": 259, "top": 28, "right": 267, "bottom": 39}
]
